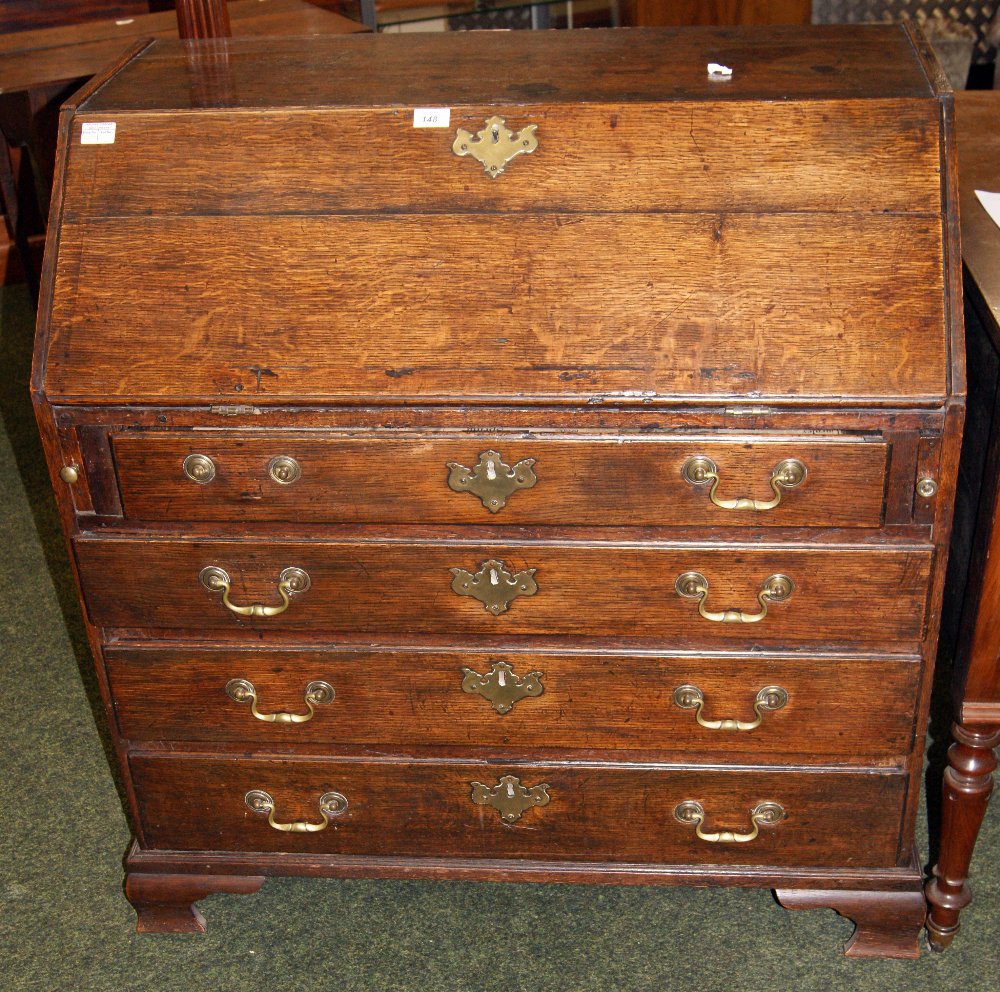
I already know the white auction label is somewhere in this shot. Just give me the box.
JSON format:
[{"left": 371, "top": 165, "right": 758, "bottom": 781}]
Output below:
[
  {"left": 80, "top": 122, "right": 117, "bottom": 144},
  {"left": 413, "top": 108, "right": 451, "bottom": 128}
]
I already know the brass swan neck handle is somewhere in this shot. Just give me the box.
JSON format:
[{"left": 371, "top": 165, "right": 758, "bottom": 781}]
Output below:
[{"left": 200, "top": 565, "right": 310, "bottom": 618}]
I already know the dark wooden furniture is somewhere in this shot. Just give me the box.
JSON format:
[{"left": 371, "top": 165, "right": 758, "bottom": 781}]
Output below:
[
  {"left": 32, "top": 25, "right": 964, "bottom": 957},
  {"left": 926, "top": 90, "right": 1000, "bottom": 951}
]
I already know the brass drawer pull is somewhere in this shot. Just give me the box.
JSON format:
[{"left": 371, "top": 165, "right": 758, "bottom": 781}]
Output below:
[
  {"left": 182, "top": 453, "right": 216, "bottom": 484},
  {"left": 673, "top": 684, "right": 788, "bottom": 731},
  {"left": 226, "top": 678, "right": 334, "bottom": 724},
  {"left": 452, "top": 115, "right": 538, "bottom": 178},
  {"left": 682, "top": 455, "right": 806, "bottom": 510},
  {"left": 675, "top": 571, "right": 793, "bottom": 624},
  {"left": 674, "top": 800, "right": 785, "bottom": 843},
  {"left": 450, "top": 558, "right": 538, "bottom": 615},
  {"left": 244, "top": 789, "right": 348, "bottom": 833},
  {"left": 470, "top": 774, "right": 551, "bottom": 823},
  {"left": 267, "top": 455, "right": 301, "bottom": 485},
  {"left": 199, "top": 565, "right": 310, "bottom": 617},
  {"left": 446, "top": 449, "right": 537, "bottom": 513},
  {"left": 461, "top": 661, "right": 544, "bottom": 714}
]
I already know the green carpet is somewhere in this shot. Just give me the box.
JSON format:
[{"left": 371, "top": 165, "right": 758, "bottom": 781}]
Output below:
[{"left": 2, "top": 283, "right": 998, "bottom": 992}]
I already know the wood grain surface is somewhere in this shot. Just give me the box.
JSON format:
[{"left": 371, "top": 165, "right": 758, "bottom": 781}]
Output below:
[
  {"left": 111, "top": 432, "right": 890, "bottom": 528},
  {"left": 106, "top": 645, "right": 920, "bottom": 757},
  {"left": 130, "top": 753, "right": 907, "bottom": 865},
  {"left": 45, "top": 213, "right": 947, "bottom": 404},
  {"left": 74, "top": 537, "right": 933, "bottom": 642}
]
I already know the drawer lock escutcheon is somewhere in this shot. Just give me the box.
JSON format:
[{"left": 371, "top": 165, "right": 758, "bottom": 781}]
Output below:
[
  {"left": 674, "top": 800, "right": 785, "bottom": 843},
  {"left": 226, "top": 678, "right": 334, "bottom": 724},
  {"left": 450, "top": 559, "right": 538, "bottom": 615},
  {"left": 452, "top": 115, "right": 538, "bottom": 177},
  {"left": 682, "top": 455, "right": 806, "bottom": 510},
  {"left": 244, "top": 789, "right": 348, "bottom": 833},
  {"left": 470, "top": 775, "right": 551, "bottom": 823},
  {"left": 200, "top": 565, "right": 311, "bottom": 617},
  {"left": 675, "top": 571, "right": 792, "bottom": 624},
  {"left": 673, "top": 684, "right": 788, "bottom": 731},
  {"left": 446, "top": 450, "right": 537, "bottom": 512},
  {"left": 461, "top": 661, "right": 544, "bottom": 714}
]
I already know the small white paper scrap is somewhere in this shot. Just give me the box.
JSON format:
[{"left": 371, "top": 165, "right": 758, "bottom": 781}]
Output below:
[
  {"left": 413, "top": 108, "right": 451, "bottom": 128},
  {"left": 80, "top": 122, "right": 117, "bottom": 145},
  {"left": 975, "top": 190, "right": 1000, "bottom": 231},
  {"left": 707, "top": 63, "right": 733, "bottom": 79}
]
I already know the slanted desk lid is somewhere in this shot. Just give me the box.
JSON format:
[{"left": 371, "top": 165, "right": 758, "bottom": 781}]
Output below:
[{"left": 38, "top": 27, "right": 955, "bottom": 407}]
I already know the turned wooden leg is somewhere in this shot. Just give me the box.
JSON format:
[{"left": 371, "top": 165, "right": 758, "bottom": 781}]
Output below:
[
  {"left": 775, "top": 887, "right": 926, "bottom": 958},
  {"left": 925, "top": 723, "right": 1000, "bottom": 951},
  {"left": 125, "top": 873, "right": 266, "bottom": 933}
]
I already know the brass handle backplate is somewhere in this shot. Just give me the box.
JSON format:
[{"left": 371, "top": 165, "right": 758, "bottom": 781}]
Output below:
[
  {"left": 470, "top": 774, "right": 551, "bottom": 823},
  {"left": 450, "top": 559, "right": 538, "bottom": 615},
  {"left": 673, "top": 684, "right": 788, "bottom": 731},
  {"left": 245, "top": 789, "right": 348, "bottom": 833},
  {"left": 674, "top": 800, "right": 785, "bottom": 843},
  {"left": 447, "top": 450, "right": 537, "bottom": 513},
  {"left": 183, "top": 453, "right": 216, "bottom": 484},
  {"left": 675, "top": 571, "right": 792, "bottom": 624},
  {"left": 452, "top": 115, "right": 538, "bottom": 177},
  {"left": 200, "top": 565, "right": 310, "bottom": 617},
  {"left": 226, "top": 678, "right": 334, "bottom": 724},
  {"left": 461, "top": 661, "right": 544, "bottom": 714},
  {"left": 682, "top": 455, "right": 806, "bottom": 510},
  {"left": 268, "top": 455, "right": 301, "bottom": 485}
]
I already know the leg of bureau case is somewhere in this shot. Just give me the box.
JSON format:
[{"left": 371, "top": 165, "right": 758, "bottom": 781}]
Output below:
[
  {"left": 125, "top": 873, "right": 266, "bottom": 933},
  {"left": 925, "top": 723, "right": 1000, "bottom": 951},
  {"left": 774, "top": 888, "right": 926, "bottom": 958}
]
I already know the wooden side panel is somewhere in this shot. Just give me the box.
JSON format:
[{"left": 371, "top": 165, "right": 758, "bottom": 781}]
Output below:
[
  {"left": 45, "top": 213, "right": 947, "bottom": 404},
  {"left": 112, "top": 433, "right": 890, "bottom": 528},
  {"left": 74, "top": 538, "right": 933, "bottom": 642},
  {"left": 130, "top": 754, "right": 907, "bottom": 865},
  {"left": 107, "top": 646, "right": 920, "bottom": 758},
  {"left": 60, "top": 100, "right": 942, "bottom": 216}
]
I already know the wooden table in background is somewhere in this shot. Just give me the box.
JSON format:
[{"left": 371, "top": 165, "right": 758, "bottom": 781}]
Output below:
[{"left": 926, "top": 89, "right": 1000, "bottom": 951}]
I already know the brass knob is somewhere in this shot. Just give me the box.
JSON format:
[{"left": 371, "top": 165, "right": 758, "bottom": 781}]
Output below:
[
  {"left": 917, "top": 477, "right": 938, "bottom": 498},
  {"left": 681, "top": 455, "right": 806, "bottom": 510},
  {"left": 244, "top": 789, "right": 348, "bottom": 833},
  {"left": 675, "top": 571, "right": 793, "bottom": 624},
  {"left": 268, "top": 455, "right": 301, "bottom": 485},
  {"left": 183, "top": 453, "right": 216, "bottom": 484},
  {"left": 673, "top": 684, "right": 788, "bottom": 730},
  {"left": 200, "top": 565, "right": 310, "bottom": 617},
  {"left": 59, "top": 465, "right": 80, "bottom": 484},
  {"left": 674, "top": 800, "right": 785, "bottom": 843}
]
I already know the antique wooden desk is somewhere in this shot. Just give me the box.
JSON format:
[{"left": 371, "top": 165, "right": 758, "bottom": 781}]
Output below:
[
  {"left": 926, "top": 89, "right": 1000, "bottom": 951},
  {"left": 33, "top": 26, "right": 963, "bottom": 957}
]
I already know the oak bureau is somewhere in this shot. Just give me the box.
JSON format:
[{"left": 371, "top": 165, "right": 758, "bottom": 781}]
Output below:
[{"left": 32, "top": 25, "right": 964, "bottom": 957}]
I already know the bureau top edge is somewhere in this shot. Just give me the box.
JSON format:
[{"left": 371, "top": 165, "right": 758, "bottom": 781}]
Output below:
[{"left": 77, "top": 24, "right": 941, "bottom": 115}]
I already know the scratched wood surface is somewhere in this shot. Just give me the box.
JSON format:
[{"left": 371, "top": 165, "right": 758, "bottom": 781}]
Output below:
[
  {"left": 131, "top": 754, "right": 908, "bottom": 864},
  {"left": 111, "top": 433, "right": 890, "bottom": 527},
  {"left": 73, "top": 537, "right": 933, "bottom": 641},
  {"left": 45, "top": 212, "right": 946, "bottom": 404},
  {"left": 106, "top": 645, "right": 920, "bottom": 758}
]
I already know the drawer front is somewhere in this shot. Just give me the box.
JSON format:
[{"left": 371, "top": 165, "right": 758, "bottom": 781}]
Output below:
[
  {"left": 131, "top": 754, "right": 906, "bottom": 867},
  {"left": 107, "top": 646, "right": 919, "bottom": 759},
  {"left": 76, "top": 538, "right": 932, "bottom": 644},
  {"left": 112, "top": 433, "right": 889, "bottom": 528}
]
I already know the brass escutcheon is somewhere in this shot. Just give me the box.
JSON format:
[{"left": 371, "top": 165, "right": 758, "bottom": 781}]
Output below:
[
  {"left": 452, "top": 115, "right": 538, "bottom": 178},
  {"left": 268, "top": 455, "right": 301, "bottom": 485},
  {"left": 461, "top": 661, "right": 544, "bottom": 714},
  {"left": 681, "top": 455, "right": 806, "bottom": 511},
  {"left": 673, "top": 684, "right": 788, "bottom": 731},
  {"left": 675, "top": 571, "right": 793, "bottom": 624},
  {"left": 674, "top": 800, "right": 785, "bottom": 843},
  {"left": 183, "top": 453, "right": 216, "bottom": 484},
  {"left": 470, "top": 774, "right": 551, "bottom": 823},
  {"left": 244, "top": 789, "right": 348, "bottom": 833},
  {"left": 446, "top": 450, "right": 537, "bottom": 513},
  {"left": 200, "top": 565, "right": 310, "bottom": 617},
  {"left": 226, "top": 678, "right": 335, "bottom": 724},
  {"left": 450, "top": 559, "right": 538, "bottom": 615}
]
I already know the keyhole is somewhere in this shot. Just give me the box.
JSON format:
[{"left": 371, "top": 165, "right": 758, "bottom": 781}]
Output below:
[
  {"left": 490, "top": 568, "right": 499, "bottom": 585},
  {"left": 506, "top": 781, "right": 515, "bottom": 797},
  {"left": 486, "top": 459, "right": 497, "bottom": 481},
  {"left": 491, "top": 126, "right": 500, "bottom": 143}
]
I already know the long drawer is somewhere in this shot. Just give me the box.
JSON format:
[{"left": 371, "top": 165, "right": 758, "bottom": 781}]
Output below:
[
  {"left": 131, "top": 754, "right": 907, "bottom": 866},
  {"left": 107, "top": 645, "right": 919, "bottom": 759},
  {"left": 76, "top": 537, "right": 932, "bottom": 643},
  {"left": 112, "top": 433, "right": 889, "bottom": 528}
]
